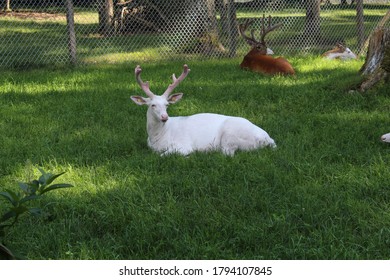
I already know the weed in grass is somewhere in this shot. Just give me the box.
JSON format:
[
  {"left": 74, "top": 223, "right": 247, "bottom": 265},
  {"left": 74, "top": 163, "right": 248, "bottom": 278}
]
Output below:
[{"left": 0, "top": 167, "right": 73, "bottom": 259}]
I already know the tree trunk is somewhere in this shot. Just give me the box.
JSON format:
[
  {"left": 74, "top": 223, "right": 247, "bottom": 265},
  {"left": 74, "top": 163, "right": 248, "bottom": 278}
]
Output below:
[
  {"left": 5, "top": 0, "right": 11, "bottom": 12},
  {"left": 359, "top": 28, "right": 390, "bottom": 92},
  {"left": 206, "top": 0, "right": 219, "bottom": 44},
  {"left": 358, "top": 9, "right": 390, "bottom": 56},
  {"left": 191, "top": 0, "right": 225, "bottom": 55},
  {"left": 66, "top": 0, "right": 77, "bottom": 65},
  {"left": 220, "top": 0, "right": 238, "bottom": 57},
  {"left": 98, "top": 0, "right": 114, "bottom": 36},
  {"left": 304, "top": 0, "right": 321, "bottom": 45},
  {"left": 356, "top": 0, "right": 364, "bottom": 53},
  {"left": 203, "top": 0, "right": 225, "bottom": 55}
]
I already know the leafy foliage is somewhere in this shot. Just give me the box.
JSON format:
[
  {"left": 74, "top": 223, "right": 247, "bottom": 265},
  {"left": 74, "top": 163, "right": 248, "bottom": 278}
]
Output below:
[{"left": 0, "top": 169, "right": 73, "bottom": 259}]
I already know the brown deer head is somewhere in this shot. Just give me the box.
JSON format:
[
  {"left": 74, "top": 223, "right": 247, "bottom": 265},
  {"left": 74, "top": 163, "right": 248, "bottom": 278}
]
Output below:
[{"left": 239, "top": 14, "right": 282, "bottom": 55}]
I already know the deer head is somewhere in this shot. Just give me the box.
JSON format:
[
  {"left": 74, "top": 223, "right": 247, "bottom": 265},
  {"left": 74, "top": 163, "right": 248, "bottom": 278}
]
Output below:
[
  {"left": 239, "top": 14, "right": 282, "bottom": 55},
  {"left": 131, "top": 64, "right": 190, "bottom": 123}
]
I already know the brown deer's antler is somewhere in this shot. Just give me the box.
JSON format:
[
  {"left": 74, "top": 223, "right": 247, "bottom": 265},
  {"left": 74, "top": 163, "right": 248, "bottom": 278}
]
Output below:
[
  {"left": 239, "top": 14, "right": 282, "bottom": 48},
  {"left": 260, "top": 14, "right": 283, "bottom": 45},
  {"left": 239, "top": 19, "right": 258, "bottom": 47}
]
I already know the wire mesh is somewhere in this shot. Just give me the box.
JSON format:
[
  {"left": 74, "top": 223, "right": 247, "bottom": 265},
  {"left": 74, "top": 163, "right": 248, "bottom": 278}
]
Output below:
[{"left": 0, "top": 0, "right": 389, "bottom": 67}]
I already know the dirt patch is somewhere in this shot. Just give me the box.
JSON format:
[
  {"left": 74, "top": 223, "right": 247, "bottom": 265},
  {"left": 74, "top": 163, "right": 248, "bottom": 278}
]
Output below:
[{"left": 0, "top": 11, "right": 66, "bottom": 21}]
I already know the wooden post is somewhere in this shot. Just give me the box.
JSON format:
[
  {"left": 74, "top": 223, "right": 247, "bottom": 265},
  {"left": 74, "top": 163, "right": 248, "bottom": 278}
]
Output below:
[{"left": 66, "top": 0, "right": 77, "bottom": 65}]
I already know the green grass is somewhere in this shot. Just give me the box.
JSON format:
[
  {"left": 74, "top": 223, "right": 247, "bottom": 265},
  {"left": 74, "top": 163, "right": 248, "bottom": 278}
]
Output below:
[{"left": 1, "top": 57, "right": 390, "bottom": 260}]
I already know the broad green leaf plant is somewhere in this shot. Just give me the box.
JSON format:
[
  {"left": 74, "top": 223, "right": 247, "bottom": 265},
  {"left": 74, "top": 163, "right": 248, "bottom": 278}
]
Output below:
[{"left": 0, "top": 168, "right": 73, "bottom": 259}]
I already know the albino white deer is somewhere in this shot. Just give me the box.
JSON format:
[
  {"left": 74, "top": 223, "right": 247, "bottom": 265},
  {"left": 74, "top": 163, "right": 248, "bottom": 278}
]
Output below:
[
  {"left": 131, "top": 64, "right": 276, "bottom": 156},
  {"left": 381, "top": 133, "right": 390, "bottom": 143}
]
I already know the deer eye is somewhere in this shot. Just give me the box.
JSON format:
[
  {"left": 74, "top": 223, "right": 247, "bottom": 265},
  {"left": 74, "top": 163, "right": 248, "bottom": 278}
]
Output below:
[{"left": 151, "top": 104, "right": 156, "bottom": 108}]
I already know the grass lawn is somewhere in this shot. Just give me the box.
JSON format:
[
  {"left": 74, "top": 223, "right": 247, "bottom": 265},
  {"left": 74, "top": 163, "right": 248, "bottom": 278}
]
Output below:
[{"left": 1, "top": 57, "right": 390, "bottom": 259}]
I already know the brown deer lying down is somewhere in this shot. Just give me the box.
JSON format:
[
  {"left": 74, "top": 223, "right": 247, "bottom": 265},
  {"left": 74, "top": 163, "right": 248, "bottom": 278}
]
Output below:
[
  {"left": 322, "top": 43, "right": 358, "bottom": 60},
  {"left": 239, "top": 15, "right": 295, "bottom": 76}
]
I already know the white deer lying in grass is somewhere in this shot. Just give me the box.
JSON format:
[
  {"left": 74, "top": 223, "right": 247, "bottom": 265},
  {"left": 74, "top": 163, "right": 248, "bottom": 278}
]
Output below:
[
  {"left": 131, "top": 64, "right": 276, "bottom": 156},
  {"left": 381, "top": 133, "right": 390, "bottom": 143}
]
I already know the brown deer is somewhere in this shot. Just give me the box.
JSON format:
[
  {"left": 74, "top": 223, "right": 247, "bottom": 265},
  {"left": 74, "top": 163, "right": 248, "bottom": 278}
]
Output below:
[{"left": 239, "top": 15, "right": 295, "bottom": 75}]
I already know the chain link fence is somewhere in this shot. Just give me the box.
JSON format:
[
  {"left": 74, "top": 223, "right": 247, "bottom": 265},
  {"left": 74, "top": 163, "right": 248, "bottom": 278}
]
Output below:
[{"left": 0, "top": 0, "right": 389, "bottom": 67}]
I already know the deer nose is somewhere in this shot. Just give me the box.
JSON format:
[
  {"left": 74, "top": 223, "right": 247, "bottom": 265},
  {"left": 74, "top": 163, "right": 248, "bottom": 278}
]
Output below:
[{"left": 161, "top": 114, "right": 168, "bottom": 122}]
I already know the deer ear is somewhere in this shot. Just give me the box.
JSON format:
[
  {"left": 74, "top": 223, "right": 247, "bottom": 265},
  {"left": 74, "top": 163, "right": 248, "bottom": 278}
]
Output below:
[
  {"left": 131, "top": 95, "right": 149, "bottom": 105},
  {"left": 167, "top": 93, "right": 183, "bottom": 104}
]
